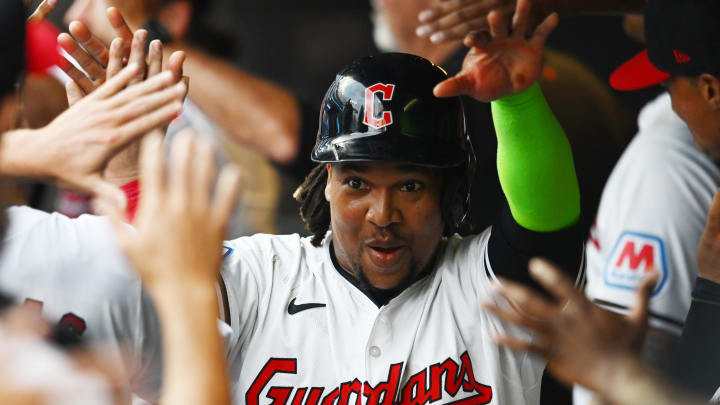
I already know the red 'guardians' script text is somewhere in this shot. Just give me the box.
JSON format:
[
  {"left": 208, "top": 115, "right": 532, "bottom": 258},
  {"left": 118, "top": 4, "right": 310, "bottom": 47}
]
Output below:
[{"left": 246, "top": 351, "right": 492, "bottom": 405}]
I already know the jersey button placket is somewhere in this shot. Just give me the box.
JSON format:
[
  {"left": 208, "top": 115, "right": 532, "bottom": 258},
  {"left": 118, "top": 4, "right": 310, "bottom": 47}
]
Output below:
[{"left": 366, "top": 309, "right": 393, "bottom": 384}]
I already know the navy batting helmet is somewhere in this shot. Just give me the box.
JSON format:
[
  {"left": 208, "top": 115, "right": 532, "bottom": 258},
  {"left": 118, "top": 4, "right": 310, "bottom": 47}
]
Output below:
[{"left": 311, "top": 53, "right": 475, "bottom": 228}]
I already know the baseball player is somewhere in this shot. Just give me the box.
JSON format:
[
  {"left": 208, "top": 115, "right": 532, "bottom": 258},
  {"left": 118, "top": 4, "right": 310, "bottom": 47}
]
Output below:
[
  {"left": 582, "top": 92, "right": 719, "bottom": 348},
  {"left": 2, "top": 1, "right": 584, "bottom": 404},
  {"left": 577, "top": 1, "right": 720, "bottom": 402}
]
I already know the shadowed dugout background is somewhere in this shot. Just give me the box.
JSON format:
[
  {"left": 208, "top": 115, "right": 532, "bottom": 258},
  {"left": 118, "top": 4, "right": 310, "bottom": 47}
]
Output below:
[{"left": 42, "top": 0, "right": 659, "bottom": 144}]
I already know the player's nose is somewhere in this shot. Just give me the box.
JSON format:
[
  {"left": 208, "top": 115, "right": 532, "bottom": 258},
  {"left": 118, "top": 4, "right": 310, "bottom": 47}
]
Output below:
[{"left": 366, "top": 189, "right": 401, "bottom": 228}]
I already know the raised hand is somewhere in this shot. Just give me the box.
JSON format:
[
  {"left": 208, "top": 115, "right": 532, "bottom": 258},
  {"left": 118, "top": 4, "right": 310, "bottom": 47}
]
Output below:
[
  {"left": 58, "top": 26, "right": 148, "bottom": 96},
  {"left": 433, "top": 0, "right": 558, "bottom": 102},
  {"left": 59, "top": 6, "right": 186, "bottom": 96},
  {"left": 483, "top": 258, "right": 658, "bottom": 391},
  {"left": 0, "top": 65, "right": 185, "bottom": 207},
  {"left": 97, "top": 130, "right": 238, "bottom": 405},
  {"left": 417, "top": 0, "right": 545, "bottom": 44},
  {"left": 99, "top": 130, "right": 241, "bottom": 290},
  {"left": 59, "top": 13, "right": 187, "bottom": 189}
]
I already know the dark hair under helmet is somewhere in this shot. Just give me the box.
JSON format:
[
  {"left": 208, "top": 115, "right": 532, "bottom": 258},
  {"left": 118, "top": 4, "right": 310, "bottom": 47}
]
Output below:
[
  {"left": 311, "top": 53, "right": 476, "bottom": 227},
  {"left": 0, "top": 0, "right": 26, "bottom": 97}
]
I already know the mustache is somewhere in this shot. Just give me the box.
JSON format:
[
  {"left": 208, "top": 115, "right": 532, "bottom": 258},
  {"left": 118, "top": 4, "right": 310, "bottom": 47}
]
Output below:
[{"left": 364, "top": 229, "right": 407, "bottom": 245}]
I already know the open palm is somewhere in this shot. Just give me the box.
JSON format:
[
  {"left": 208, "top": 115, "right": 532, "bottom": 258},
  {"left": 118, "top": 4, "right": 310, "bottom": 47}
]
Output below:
[{"left": 434, "top": 0, "right": 558, "bottom": 102}]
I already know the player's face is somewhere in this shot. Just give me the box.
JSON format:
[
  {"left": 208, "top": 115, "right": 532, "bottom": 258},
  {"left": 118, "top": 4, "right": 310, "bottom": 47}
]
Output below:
[
  {"left": 326, "top": 163, "right": 445, "bottom": 289},
  {"left": 65, "top": 0, "right": 148, "bottom": 45},
  {"left": 666, "top": 76, "right": 720, "bottom": 162}
]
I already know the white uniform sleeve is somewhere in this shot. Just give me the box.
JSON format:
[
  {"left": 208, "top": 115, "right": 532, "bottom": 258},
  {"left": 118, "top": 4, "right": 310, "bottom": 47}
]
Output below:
[
  {"left": 585, "top": 96, "right": 720, "bottom": 334},
  {"left": 0, "top": 206, "right": 164, "bottom": 402},
  {"left": 577, "top": 94, "right": 720, "bottom": 405}
]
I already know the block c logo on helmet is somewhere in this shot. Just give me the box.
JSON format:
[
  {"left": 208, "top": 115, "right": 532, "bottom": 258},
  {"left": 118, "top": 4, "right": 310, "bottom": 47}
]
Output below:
[{"left": 363, "top": 83, "right": 395, "bottom": 129}]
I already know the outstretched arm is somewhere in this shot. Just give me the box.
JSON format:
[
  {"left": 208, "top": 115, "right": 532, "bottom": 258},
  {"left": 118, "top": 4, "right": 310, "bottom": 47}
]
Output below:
[
  {"left": 165, "top": 42, "right": 302, "bottom": 164},
  {"left": 104, "top": 8, "right": 301, "bottom": 164},
  {"left": 435, "top": 0, "right": 579, "bottom": 232},
  {"left": 99, "top": 131, "right": 240, "bottom": 405},
  {"left": 435, "top": 0, "right": 581, "bottom": 281},
  {"left": 491, "top": 82, "right": 579, "bottom": 232},
  {"left": 484, "top": 259, "right": 702, "bottom": 405},
  {"left": 0, "top": 65, "right": 184, "bottom": 208}
]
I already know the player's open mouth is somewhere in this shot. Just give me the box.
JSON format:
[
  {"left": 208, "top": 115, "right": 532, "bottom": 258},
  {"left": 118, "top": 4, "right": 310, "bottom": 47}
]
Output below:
[{"left": 366, "top": 244, "right": 405, "bottom": 268}]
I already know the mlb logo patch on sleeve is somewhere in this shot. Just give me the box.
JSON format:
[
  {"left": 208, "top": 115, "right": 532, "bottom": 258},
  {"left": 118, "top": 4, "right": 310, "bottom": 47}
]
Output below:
[{"left": 604, "top": 231, "right": 668, "bottom": 296}]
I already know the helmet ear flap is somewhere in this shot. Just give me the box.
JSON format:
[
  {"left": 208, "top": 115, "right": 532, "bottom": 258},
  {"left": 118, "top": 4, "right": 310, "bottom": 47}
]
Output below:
[
  {"left": 442, "top": 142, "right": 476, "bottom": 235},
  {"left": 442, "top": 170, "right": 471, "bottom": 235}
]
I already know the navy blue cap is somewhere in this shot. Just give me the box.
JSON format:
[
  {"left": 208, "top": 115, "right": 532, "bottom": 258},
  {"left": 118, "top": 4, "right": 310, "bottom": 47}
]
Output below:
[{"left": 611, "top": 0, "right": 720, "bottom": 91}]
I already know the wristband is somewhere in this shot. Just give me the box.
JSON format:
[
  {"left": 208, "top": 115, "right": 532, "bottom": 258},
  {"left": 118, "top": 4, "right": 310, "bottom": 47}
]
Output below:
[{"left": 120, "top": 180, "right": 140, "bottom": 221}]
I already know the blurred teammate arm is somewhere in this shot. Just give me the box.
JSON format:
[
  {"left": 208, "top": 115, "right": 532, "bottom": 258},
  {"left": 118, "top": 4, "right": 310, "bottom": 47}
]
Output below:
[
  {"left": 0, "top": 65, "right": 184, "bottom": 208},
  {"left": 99, "top": 131, "right": 240, "bottom": 405},
  {"left": 164, "top": 41, "right": 302, "bottom": 164},
  {"left": 483, "top": 259, "right": 703, "bottom": 405},
  {"left": 416, "top": 0, "right": 644, "bottom": 44},
  {"left": 100, "top": 7, "right": 301, "bottom": 164}
]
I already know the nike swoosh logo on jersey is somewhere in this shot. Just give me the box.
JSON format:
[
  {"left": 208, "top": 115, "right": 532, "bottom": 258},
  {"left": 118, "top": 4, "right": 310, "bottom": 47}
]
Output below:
[{"left": 287, "top": 298, "right": 326, "bottom": 315}]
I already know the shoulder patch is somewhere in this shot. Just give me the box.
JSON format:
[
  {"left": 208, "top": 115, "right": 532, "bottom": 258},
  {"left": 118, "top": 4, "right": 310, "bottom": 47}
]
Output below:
[
  {"left": 604, "top": 231, "right": 668, "bottom": 296},
  {"left": 222, "top": 246, "right": 234, "bottom": 259}
]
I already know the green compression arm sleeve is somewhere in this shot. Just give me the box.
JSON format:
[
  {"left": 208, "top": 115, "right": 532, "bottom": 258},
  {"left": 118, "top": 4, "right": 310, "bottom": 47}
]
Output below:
[{"left": 490, "top": 82, "right": 580, "bottom": 232}]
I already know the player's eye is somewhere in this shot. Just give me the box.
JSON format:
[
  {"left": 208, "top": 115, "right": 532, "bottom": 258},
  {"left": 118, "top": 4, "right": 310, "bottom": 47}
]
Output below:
[
  {"left": 400, "top": 180, "right": 424, "bottom": 192},
  {"left": 345, "top": 177, "right": 367, "bottom": 190}
]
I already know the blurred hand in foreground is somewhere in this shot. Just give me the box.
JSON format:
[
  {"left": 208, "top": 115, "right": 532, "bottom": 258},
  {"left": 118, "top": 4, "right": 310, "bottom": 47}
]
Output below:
[
  {"left": 416, "top": 0, "right": 549, "bottom": 44},
  {"left": 483, "top": 258, "right": 658, "bottom": 392},
  {"left": 97, "top": 130, "right": 240, "bottom": 405},
  {"left": 0, "top": 65, "right": 185, "bottom": 208}
]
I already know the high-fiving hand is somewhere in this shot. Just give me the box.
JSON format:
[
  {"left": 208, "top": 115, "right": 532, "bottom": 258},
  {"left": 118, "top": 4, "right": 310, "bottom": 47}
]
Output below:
[
  {"left": 433, "top": 0, "right": 557, "bottom": 102},
  {"left": 0, "top": 65, "right": 186, "bottom": 208},
  {"left": 483, "top": 258, "right": 658, "bottom": 392},
  {"left": 0, "top": 0, "right": 186, "bottom": 208},
  {"left": 98, "top": 130, "right": 241, "bottom": 291},
  {"left": 62, "top": 25, "right": 186, "bottom": 186},
  {"left": 416, "top": 0, "right": 549, "bottom": 44}
]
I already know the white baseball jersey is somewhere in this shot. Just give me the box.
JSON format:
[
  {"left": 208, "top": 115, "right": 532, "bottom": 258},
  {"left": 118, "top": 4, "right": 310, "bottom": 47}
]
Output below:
[
  {"left": 0, "top": 206, "right": 164, "bottom": 402},
  {"left": 575, "top": 93, "right": 720, "bottom": 404},
  {"left": 585, "top": 92, "right": 720, "bottom": 332},
  {"left": 221, "top": 230, "right": 545, "bottom": 405},
  {"left": 1, "top": 204, "right": 549, "bottom": 404}
]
